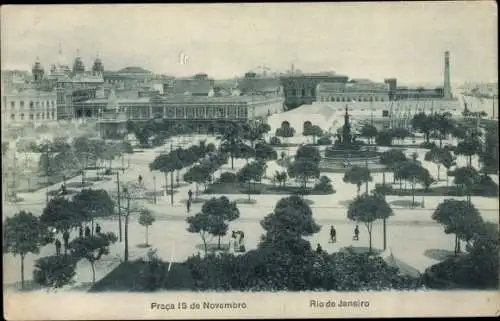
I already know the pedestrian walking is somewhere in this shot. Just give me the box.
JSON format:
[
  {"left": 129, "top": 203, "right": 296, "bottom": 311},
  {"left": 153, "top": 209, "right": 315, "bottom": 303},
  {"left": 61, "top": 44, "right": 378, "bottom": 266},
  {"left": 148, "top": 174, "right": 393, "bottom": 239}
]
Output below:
[
  {"left": 79, "top": 225, "right": 83, "bottom": 238},
  {"left": 238, "top": 231, "right": 245, "bottom": 252},
  {"left": 353, "top": 225, "right": 360, "bottom": 241},
  {"left": 330, "top": 225, "right": 337, "bottom": 243},
  {"left": 95, "top": 223, "right": 101, "bottom": 234},
  {"left": 186, "top": 199, "right": 191, "bottom": 213},
  {"left": 63, "top": 230, "right": 70, "bottom": 254},
  {"left": 316, "top": 243, "right": 323, "bottom": 254},
  {"left": 55, "top": 239, "right": 62, "bottom": 256},
  {"left": 188, "top": 189, "right": 193, "bottom": 201},
  {"left": 85, "top": 226, "right": 91, "bottom": 238},
  {"left": 138, "top": 175, "right": 143, "bottom": 185}
]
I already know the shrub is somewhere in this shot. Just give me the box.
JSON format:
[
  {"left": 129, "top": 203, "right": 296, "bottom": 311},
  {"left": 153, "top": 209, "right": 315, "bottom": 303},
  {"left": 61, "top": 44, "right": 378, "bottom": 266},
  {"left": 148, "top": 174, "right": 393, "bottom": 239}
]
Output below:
[
  {"left": 103, "top": 168, "right": 113, "bottom": 176},
  {"left": 218, "top": 172, "right": 237, "bottom": 183},
  {"left": 137, "top": 249, "right": 168, "bottom": 291},
  {"left": 313, "top": 176, "right": 335, "bottom": 193},
  {"left": 419, "top": 141, "right": 438, "bottom": 149},
  {"left": 316, "top": 136, "right": 332, "bottom": 146},
  {"left": 33, "top": 255, "right": 78, "bottom": 288},
  {"left": 269, "top": 136, "right": 282, "bottom": 146}
]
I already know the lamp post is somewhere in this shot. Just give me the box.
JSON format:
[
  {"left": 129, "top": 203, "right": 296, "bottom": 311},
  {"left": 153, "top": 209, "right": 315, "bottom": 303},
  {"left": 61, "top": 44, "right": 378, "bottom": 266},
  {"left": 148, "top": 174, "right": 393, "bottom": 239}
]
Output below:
[{"left": 153, "top": 175, "right": 157, "bottom": 204}]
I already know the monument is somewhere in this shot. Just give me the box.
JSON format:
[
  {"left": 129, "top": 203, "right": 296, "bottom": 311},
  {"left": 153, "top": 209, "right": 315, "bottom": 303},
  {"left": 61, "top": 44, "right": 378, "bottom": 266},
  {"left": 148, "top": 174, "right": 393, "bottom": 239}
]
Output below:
[{"left": 321, "top": 105, "right": 383, "bottom": 171}]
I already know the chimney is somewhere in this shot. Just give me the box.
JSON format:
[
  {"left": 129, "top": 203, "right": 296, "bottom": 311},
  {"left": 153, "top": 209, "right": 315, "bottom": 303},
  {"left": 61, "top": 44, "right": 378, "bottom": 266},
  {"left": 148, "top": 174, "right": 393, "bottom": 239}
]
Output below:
[{"left": 443, "top": 51, "right": 452, "bottom": 99}]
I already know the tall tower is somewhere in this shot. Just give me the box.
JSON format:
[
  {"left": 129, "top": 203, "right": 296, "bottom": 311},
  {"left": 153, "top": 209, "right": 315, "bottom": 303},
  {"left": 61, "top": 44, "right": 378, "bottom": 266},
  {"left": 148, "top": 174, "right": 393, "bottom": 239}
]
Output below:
[{"left": 443, "top": 51, "right": 452, "bottom": 99}]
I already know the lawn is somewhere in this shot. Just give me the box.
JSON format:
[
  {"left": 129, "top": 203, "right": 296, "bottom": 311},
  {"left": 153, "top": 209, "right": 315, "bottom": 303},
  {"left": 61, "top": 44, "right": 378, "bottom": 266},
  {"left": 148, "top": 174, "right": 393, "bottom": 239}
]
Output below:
[
  {"left": 89, "top": 260, "right": 194, "bottom": 292},
  {"left": 382, "top": 184, "right": 498, "bottom": 197}
]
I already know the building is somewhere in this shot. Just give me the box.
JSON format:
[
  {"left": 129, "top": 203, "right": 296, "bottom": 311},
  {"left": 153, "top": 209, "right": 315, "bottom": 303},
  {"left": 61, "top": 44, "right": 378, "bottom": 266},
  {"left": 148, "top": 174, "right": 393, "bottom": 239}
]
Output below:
[
  {"left": 2, "top": 88, "right": 57, "bottom": 126},
  {"left": 238, "top": 72, "right": 283, "bottom": 97},
  {"left": 317, "top": 79, "right": 390, "bottom": 102},
  {"left": 167, "top": 73, "right": 216, "bottom": 96}
]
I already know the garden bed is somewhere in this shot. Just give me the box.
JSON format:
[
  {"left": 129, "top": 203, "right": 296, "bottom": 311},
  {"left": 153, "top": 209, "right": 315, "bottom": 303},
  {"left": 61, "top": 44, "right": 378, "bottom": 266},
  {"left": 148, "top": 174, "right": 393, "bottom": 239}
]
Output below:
[{"left": 204, "top": 182, "right": 335, "bottom": 196}]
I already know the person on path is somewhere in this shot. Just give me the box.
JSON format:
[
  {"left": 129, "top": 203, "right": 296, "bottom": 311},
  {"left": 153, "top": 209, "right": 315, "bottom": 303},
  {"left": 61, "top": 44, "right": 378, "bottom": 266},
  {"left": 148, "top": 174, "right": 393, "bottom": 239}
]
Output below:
[
  {"left": 238, "top": 231, "right": 245, "bottom": 252},
  {"left": 95, "top": 223, "right": 101, "bottom": 234},
  {"left": 138, "top": 175, "right": 143, "bottom": 185},
  {"left": 330, "top": 225, "right": 337, "bottom": 243},
  {"left": 316, "top": 243, "right": 323, "bottom": 254},
  {"left": 85, "top": 226, "right": 91, "bottom": 238},
  {"left": 188, "top": 189, "right": 193, "bottom": 201},
  {"left": 55, "top": 239, "right": 61, "bottom": 256},
  {"left": 62, "top": 230, "right": 70, "bottom": 254},
  {"left": 186, "top": 199, "right": 191, "bottom": 213},
  {"left": 353, "top": 225, "right": 360, "bottom": 241},
  {"left": 79, "top": 225, "right": 83, "bottom": 238}
]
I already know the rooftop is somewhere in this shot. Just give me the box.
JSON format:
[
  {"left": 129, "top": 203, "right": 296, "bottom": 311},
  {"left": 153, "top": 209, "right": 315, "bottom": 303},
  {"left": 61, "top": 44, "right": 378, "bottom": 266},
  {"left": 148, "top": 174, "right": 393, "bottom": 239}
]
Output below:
[
  {"left": 116, "top": 66, "right": 153, "bottom": 74},
  {"left": 79, "top": 94, "right": 281, "bottom": 105}
]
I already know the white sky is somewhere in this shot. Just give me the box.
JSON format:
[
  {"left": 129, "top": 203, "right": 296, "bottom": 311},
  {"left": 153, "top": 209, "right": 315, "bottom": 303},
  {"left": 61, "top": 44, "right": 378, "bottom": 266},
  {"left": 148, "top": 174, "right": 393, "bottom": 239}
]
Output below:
[{"left": 1, "top": 3, "right": 497, "bottom": 84}]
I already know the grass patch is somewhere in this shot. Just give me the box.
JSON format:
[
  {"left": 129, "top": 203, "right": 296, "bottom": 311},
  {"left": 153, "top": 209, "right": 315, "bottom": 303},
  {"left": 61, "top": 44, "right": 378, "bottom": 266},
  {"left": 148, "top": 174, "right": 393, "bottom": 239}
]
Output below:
[
  {"left": 86, "top": 176, "right": 112, "bottom": 182},
  {"left": 383, "top": 185, "right": 498, "bottom": 197},
  {"left": 340, "top": 246, "right": 383, "bottom": 256},
  {"left": 66, "top": 181, "right": 94, "bottom": 188},
  {"left": 89, "top": 261, "right": 194, "bottom": 292},
  {"left": 194, "top": 243, "right": 231, "bottom": 252},
  {"left": 204, "top": 182, "right": 335, "bottom": 196}
]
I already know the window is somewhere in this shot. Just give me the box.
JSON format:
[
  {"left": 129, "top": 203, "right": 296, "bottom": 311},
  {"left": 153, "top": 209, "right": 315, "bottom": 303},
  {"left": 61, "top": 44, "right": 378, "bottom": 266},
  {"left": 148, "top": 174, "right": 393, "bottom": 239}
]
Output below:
[
  {"left": 176, "top": 107, "right": 185, "bottom": 118},
  {"left": 36, "top": 113, "right": 40, "bottom": 120},
  {"left": 132, "top": 107, "right": 140, "bottom": 119},
  {"left": 20, "top": 113, "right": 25, "bottom": 120},
  {"left": 227, "top": 105, "right": 236, "bottom": 118},
  {"left": 10, "top": 113, "right": 15, "bottom": 120},
  {"left": 186, "top": 107, "right": 195, "bottom": 118},
  {"left": 142, "top": 107, "right": 150, "bottom": 118},
  {"left": 166, "top": 107, "right": 175, "bottom": 118},
  {"left": 51, "top": 101, "right": 55, "bottom": 108},
  {"left": 216, "top": 106, "right": 225, "bottom": 118},
  {"left": 41, "top": 113, "right": 45, "bottom": 120},
  {"left": 206, "top": 107, "right": 214, "bottom": 118},
  {"left": 51, "top": 112, "right": 55, "bottom": 119},
  {"left": 29, "top": 101, "right": 34, "bottom": 110},
  {"left": 20, "top": 101, "right": 25, "bottom": 109},
  {"left": 35, "top": 102, "right": 40, "bottom": 108},
  {"left": 41, "top": 101, "right": 45, "bottom": 108},
  {"left": 196, "top": 107, "right": 205, "bottom": 118},
  {"left": 292, "top": 89, "right": 297, "bottom": 96},
  {"left": 10, "top": 101, "right": 15, "bottom": 109},
  {"left": 336, "top": 97, "right": 340, "bottom": 102},
  {"left": 238, "top": 106, "right": 247, "bottom": 118},
  {"left": 29, "top": 114, "right": 34, "bottom": 120},
  {"left": 301, "top": 89, "right": 306, "bottom": 96}
]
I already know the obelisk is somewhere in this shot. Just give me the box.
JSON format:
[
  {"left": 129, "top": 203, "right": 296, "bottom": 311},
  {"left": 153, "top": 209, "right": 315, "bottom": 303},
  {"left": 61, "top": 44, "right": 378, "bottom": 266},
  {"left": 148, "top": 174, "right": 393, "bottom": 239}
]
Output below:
[{"left": 443, "top": 51, "right": 452, "bottom": 99}]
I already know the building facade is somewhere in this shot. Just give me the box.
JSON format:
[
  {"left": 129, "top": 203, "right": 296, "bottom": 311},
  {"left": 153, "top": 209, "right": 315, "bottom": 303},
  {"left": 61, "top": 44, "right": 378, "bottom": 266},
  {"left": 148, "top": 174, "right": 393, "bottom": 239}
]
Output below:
[{"left": 2, "top": 89, "right": 57, "bottom": 125}]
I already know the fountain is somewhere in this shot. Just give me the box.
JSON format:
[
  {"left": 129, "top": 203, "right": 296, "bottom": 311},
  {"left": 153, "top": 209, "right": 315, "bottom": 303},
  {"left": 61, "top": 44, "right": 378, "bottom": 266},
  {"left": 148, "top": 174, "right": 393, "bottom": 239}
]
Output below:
[{"left": 321, "top": 105, "right": 384, "bottom": 171}]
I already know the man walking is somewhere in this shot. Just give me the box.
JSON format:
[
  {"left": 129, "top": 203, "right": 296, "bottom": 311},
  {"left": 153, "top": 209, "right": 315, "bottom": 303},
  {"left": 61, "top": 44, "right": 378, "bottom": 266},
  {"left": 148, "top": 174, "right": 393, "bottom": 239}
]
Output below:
[
  {"left": 330, "top": 225, "right": 337, "bottom": 243},
  {"left": 85, "top": 226, "right": 91, "bottom": 238},
  {"left": 316, "top": 243, "right": 323, "bottom": 254},
  {"left": 353, "top": 225, "right": 360, "bottom": 241},
  {"left": 55, "top": 239, "right": 62, "bottom": 256},
  {"left": 188, "top": 189, "right": 193, "bottom": 201},
  {"left": 186, "top": 199, "right": 191, "bottom": 213},
  {"left": 62, "top": 230, "right": 70, "bottom": 254},
  {"left": 95, "top": 223, "right": 101, "bottom": 234}
]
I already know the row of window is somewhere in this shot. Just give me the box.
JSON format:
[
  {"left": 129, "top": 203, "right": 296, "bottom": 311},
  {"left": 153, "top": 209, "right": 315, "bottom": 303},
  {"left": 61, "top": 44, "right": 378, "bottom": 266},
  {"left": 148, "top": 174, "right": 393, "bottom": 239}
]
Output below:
[
  {"left": 288, "top": 89, "right": 316, "bottom": 97},
  {"left": 10, "top": 112, "right": 56, "bottom": 121},
  {"left": 319, "top": 96, "right": 386, "bottom": 102},
  {"left": 7, "top": 100, "right": 56, "bottom": 109},
  {"left": 124, "top": 106, "right": 249, "bottom": 119}
]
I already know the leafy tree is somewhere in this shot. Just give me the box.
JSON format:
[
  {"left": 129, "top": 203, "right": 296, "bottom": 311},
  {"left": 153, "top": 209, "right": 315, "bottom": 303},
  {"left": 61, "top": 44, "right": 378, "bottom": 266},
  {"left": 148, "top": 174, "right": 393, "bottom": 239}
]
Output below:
[
  {"left": 126, "top": 120, "right": 136, "bottom": 134},
  {"left": 186, "top": 211, "right": 226, "bottom": 256},
  {"left": 343, "top": 165, "right": 373, "bottom": 196},
  {"left": 313, "top": 176, "right": 335, "bottom": 193},
  {"left": 455, "top": 132, "right": 482, "bottom": 168},
  {"left": 411, "top": 112, "right": 434, "bottom": 142},
  {"left": 288, "top": 158, "right": 320, "bottom": 189},
  {"left": 391, "top": 127, "right": 410, "bottom": 144},
  {"left": 425, "top": 147, "right": 444, "bottom": 181},
  {"left": 3, "top": 211, "right": 52, "bottom": 289},
  {"left": 69, "top": 232, "right": 118, "bottom": 283},
  {"left": 380, "top": 149, "right": 408, "bottom": 183},
  {"left": 347, "top": 194, "right": 394, "bottom": 253},
  {"left": 317, "top": 136, "right": 332, "bottom": 145},
  {"left": 394, "top": 161, "right": 432, "bottom": 207},
  {"left": 255, "top": 142, "right": 278, "bottom": 161},
  {"left": 238, "top": 143, "right": 256, "bottom": 164},
  {"left": 238, "top": 160, "right": 267, "bottom": 200},
  {"left": 200, "top": 196, "right": 240, "bottom": 249},
  {"left": 150, "top": 153, "right": 176, "bottom": 196},
  {"left": 220, "top": 122, "right": 244, "bottom": 169},
  {"left": 432, "top": 200, "right": 484, "bottom": 255},
  {"left": 479, "top": 123, "right": 499, "bottom": 173},
  {"left": 295, "top": 145, "right": 321, "bottom": 164},
  {"left": 138, "top": 210, "right": 156, "bottom": 247},
  {"left": 434, "top": 113, "right": 454, "bottom": 147},
  {"left": 273, "top": 170, "right": 288, "bottom": 188},
  {"left": 269, "top": 136, "right": 282, "bottom": 146},
  {"left": 440, "top": 148, "right": 457, "bottom": 187},
  {"left": 360, "top": 124, "right": 378, "bottom": 144},
  {"left": 275, "top": 121, "right": 295, "bottom": 144},
  {"left": 260, "top": 195, "right": 321, "bottom": 253},
  {"left": 453, "top": 166, "right": 479, "bottom": 204},
  {"left": 375, "top": 130, "right": 393, "bottom": 146},
  {"left": 33, "top": 255, "right": 78, "bottom": 288},
  {"left": 184, "top": 165, "right": 212, "bottom": 196},
  {"left": 302, "top": 121, "right": 313, "bottom": 136},
  {"left": 72, "top": 189, "right": 115, "bottom": 234},
  {"left": 40, "top": 197, "right": 78, "bottom": 250}
]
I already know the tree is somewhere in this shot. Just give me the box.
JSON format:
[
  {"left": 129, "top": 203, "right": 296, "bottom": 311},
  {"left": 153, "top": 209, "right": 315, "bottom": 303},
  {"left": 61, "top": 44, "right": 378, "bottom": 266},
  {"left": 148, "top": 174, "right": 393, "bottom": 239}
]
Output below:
[
  {"left": 220, "top": 122, "right": 244, "bottom": 169},
  {"left": 425, "top": 147, "right": 444, "bottom": 181},
  {"left": 440, "top": 148, "right": 456, "bottom": 187},
  {"left": 201, "top": 196, "right": 240, "bottom": 249},
  {"left": 275, "top": 121, "right": 295, "bottom": 144},
  {"left": 33, "top": 255, "right": 78, "bottom": 288},
  {"left": 186, "top": 212, "right": 223, "bottom": 256},
  {"left": 255, "top": 142, "right": 278, "bottom": 161},
  {"left": 380, "top": 149, "right": 408, "bottom": 184},
  {"left": 184, "top": 165, "right": 212, "bottom": 196},
  {"left": 68, "top": 232, "right": 118, "bottom": 283},
  {"left": 288, "top": 158, "right": 320, "bottom": 189},
  {"left": 360, "top": 124, "right": 378, "bottom": 144},
  {"left": 72, "top": 189, "right": 115, "bottom": 234},
  {"left": 394, "top": 161, "right": 432, "bottom": 207},
  {"left": 273, "top": 170, "right": 288, "bottom": 188},
  {"left": 343, "top": 165, "right": 373, "bottom": 196},
  {"left": 347, "top": 194, "right": 394, "bottom": 253},
  {"left": 150, "top": 153, "right": 176, "bottom": 198},
  {"left": 40, "top": 197, "right": 78, "bottom": 253},
  {"left": 391, "top": 127, "right": 410, "bottom": 144},
  {"left": 455, "top": 132, "right": 482, "bottom": 168},
  {"left": 313, "top": 176, "right": 335, "bottom": 193},
  {"left": 120, "top": 182, "right": 148, "bottom": 262},
  {"left": 453, "top": 166, "right": 479, "bottom": 205},
  {"left": 138, "top": 210, "right": 155, "bottom": 247},
  {"left": 411, "top": 112, "right": 434, "bottom": 143},
  {"left": 239, "top": 143, "right": 256, "bottom": 164},
  {"left": 260, "top": 195, "right": 321, "bottom": 253},
  {"left": 3, "top": 211, "right": 51, "bottom": 289},
  {"left": 237, "top": 160, "right": 266, "bottom": 200},
  {"left": 432, "top": 199, "right": 484, "bottom": 255},
  {"left": 295, "top": 145, "right": 322, "bottom": 164},
  {"left": 375, "top": 130, "right": 393, "bottom": 146},
  {"left": 479, "top": 123, "right": 499, "bottom": 173},
  {"left": 434, "top": 113, "right": 454, "bottom": 148}
]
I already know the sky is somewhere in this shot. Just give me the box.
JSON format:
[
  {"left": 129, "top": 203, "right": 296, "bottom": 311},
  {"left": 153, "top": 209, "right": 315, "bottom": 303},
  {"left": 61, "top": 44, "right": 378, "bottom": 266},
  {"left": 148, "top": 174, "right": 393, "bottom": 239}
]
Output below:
[{"left": 1, "top": 3, "right": 497, "bottom": 85}]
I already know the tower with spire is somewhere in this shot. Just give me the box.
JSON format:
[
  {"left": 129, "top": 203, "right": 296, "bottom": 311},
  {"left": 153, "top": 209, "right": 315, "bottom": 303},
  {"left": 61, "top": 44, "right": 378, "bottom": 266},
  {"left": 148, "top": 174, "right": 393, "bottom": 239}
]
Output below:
[
  {"left": 92, "top": 52, "right": 104, "bottom": 76},
  {"left": 72, "top": 49, "right": 85, "bottom": 76},
  {"left": 32, "top": 57, "right": 45, "bottom": 82}
]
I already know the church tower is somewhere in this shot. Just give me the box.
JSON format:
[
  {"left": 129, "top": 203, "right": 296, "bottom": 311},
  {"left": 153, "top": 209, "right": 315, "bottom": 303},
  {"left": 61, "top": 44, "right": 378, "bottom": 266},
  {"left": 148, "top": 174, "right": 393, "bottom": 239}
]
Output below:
[
  {"left": 72, "top": 49, "right": 85, "bottom": 76},
  {"left": 92, "top": 53, "right": 104, "bottom": 76},
  {"left": 32, "top": 57, "right": 45, "bottom": 82}
]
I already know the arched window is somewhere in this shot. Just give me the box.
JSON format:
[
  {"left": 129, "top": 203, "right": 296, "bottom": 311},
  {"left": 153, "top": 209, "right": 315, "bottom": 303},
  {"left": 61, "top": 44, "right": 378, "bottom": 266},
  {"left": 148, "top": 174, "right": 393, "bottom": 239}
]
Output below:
[
  {"left": 301, "top": 89, "right": 306, "bottom": 96},
  {"left": 51, "top": 111, "right": 55, "bottom": 119},
  {"left": 20, "top": 113, "right": 25, "bottom": 120},
  {"left": 41, "top": 113, "right": 45, "bottom": 120},
  {"left": 36, "top": 113, "right": 40, "bottom": 120},
  {"left": 336, "top": 97, "right": 340, "bottom": 102},
  {"left": 291, "top": 89, "right": 297, "bottom": 96},
  {"left": 29, "top": 101, "right": 34, "bottom": 110},
  {"left": 10, "top": 101, "right": 15, "bottom": 109},
  {"left": 51, "top": 101, "right": 55, "bottom": 108},
  {"left": 20, "top": 101, "right": 25, "bottom": 109},
  {"left": 29, "top": 114, "right": 34, "bottom": 120},
  {"left": 10, "top": 113, "right": 15, "bottom": 120},
  {"left": 341, "top": 97, "right": 345, "bottom": 102},
  {"left": 381, "top": 98, "right": 385, "bottom": 102}
]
